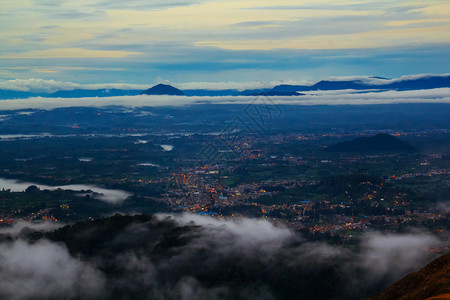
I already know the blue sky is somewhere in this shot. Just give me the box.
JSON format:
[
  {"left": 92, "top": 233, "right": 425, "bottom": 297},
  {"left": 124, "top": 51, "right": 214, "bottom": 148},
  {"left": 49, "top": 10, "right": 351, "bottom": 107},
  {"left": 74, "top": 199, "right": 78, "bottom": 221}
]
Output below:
[{"left": 0, "top": 0, "right": 449, "bottom": 88}]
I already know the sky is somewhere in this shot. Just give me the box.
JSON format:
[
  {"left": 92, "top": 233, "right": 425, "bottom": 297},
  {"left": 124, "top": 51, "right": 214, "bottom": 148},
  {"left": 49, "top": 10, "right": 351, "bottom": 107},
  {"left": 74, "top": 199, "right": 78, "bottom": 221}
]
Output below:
[{"left": 0, "top": 0, "right": 449, "bottom": 88}]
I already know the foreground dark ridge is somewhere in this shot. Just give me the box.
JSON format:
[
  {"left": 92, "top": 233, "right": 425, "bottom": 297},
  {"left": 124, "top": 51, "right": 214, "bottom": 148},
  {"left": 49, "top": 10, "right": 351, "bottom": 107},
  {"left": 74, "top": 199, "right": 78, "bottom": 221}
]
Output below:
[{"left": 369, "top": 252, "right": 450, "bottom": 300}]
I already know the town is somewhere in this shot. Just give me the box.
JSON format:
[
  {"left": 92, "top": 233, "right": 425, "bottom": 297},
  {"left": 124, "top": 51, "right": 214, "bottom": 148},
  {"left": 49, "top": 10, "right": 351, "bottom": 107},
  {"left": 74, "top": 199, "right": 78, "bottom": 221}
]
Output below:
[{"left": 1, "top": 118, "right": 448, "bottom": 248}]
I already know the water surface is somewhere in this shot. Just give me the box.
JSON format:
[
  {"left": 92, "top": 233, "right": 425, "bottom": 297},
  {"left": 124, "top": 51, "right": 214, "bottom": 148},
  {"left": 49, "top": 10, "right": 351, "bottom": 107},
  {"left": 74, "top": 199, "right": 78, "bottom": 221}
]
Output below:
[{"left": 0, "top": 178, "right": 130, "bottom": 204}]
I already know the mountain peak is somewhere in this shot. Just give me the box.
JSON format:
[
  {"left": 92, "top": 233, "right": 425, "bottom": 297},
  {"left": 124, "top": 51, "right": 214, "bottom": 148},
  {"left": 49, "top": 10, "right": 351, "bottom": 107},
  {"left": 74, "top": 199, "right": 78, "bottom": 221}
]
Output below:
[{"left": 141, "top": 84, "right": 185, "bottom": 96}]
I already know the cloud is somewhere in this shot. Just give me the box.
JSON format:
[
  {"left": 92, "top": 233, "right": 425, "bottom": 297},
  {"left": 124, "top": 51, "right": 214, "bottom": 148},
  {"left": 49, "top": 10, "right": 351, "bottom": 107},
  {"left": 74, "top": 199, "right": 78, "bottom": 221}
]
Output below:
[
  {"left": 242, "top": 3, "right": 422, "bottom": 12},
  {"left": 161, "top": 213, "right": 296, "bottom": 255},
  {"left": 0, "top": 240, "right": 105, "bottom": 300},
  {"left": 91, "top": 0, "right": 206, "bottom": 10},
  {"left": 1, "top": 87, "right": 449, "bottom": 111},
  {"left": 324, "top": 73, "right": 450, "bottom": 85},
  {"left": 171, "top": 277, "right": 229, "bottom": 300},
  {"left": 0, "top": 79, "right": 79, "bottom": 93},
  {"left": 0, "top": 221, "right": 63, "bottom": 237},
  {"left": 0, "top": 78, "right": 149, "bottom": 93},
  {"left": 80, "top": 186, "right": 131, "bottom": 204},
  {"left": 358, "top": 231, "right": 442, "bottom": 283},
  {"left": 0, "top": 214, "right": 446, "bottom": 299},
  {"left": 2, "top": 48, "right": 141, "bottom": 59},
  {"left": 0, "top": 178, "right": 131, "bottom": 204},
  {"left": 232, "top": 20, "right": 282, "bottom": 28},
  {"left": 435, "top": 202, "right": 450, "bottom": 213}
]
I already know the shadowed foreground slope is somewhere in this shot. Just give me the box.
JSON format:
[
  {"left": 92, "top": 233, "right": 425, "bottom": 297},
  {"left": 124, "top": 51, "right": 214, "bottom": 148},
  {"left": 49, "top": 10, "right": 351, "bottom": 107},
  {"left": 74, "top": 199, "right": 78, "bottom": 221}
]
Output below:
[{"left": 370, "top": 252, "right": 450, "bottom": 300}]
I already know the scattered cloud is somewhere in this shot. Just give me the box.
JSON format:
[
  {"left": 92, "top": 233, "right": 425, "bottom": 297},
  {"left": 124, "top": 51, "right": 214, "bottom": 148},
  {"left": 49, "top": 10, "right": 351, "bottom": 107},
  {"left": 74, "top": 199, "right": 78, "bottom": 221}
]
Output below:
[
  {"left": 369, "top": 73, "right": 450, "bottom": 84},
  {"left": 162, "top": 213, "right": 296, "bottom": 255},
  {"left": 90, "top": 0, "right": 207, "bottom": 10},
  {"left": 0, "top": 78, "right": 78, "bottom": 93},
  {"left": 435, "top": 202, "right": 450, "bottom": 214},
  {"left": 315, "top": 73, "right": 450, "bottom": 85},
  {"left": 32, "top": 68, "right": 60, "bottom": 74},
  {"left": 0, "top": 78, "right": 148, "bottom": 93},
  {"left": 2, "top": 48, "right": 142, "bottom": 59},
  {"left": 358, "top": 231, "right": 442, "bottom": 283},
  {"left": 0, "top": 240, "right": 105, "bottom": 300},
  {"left": 0, "top": 221, "right": 63, "bottom": 237}
]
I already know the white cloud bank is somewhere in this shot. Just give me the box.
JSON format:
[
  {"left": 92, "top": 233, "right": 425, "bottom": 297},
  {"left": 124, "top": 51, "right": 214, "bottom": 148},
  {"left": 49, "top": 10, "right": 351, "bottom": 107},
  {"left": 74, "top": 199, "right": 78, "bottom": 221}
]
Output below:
[
  {"left": 0, "top": 78, "right": 149, "bottom": 93},
  {"left": 359, "top": 231, "right": 442, "bottom": 283},
  {"left": 324, "top": 73, "right": 450, "bottom": 85},
  {"left": 0, "top": 88, "right": 449, "bottom": 111},
  {"left": 0, "top": 78, "right": 316, "bottom": 93}
]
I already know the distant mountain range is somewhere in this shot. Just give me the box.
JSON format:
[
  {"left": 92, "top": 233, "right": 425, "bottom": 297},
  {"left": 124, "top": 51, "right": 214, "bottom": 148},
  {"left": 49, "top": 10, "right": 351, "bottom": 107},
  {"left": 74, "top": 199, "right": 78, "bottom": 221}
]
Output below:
[
  {"left": 272, "top": 75, "right": 450, "bottom": 92},
  {"left": 1, "top": 74, "right": 449, "bottom": 99},
  {"left": 325, "top": 133, "right": 418, "bottom": 153}
]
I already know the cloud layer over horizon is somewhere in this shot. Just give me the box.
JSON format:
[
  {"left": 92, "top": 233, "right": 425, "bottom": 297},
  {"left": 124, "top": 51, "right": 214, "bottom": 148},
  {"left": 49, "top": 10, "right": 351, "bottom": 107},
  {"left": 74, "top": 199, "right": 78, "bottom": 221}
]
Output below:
[
  {"left": 0, "top": 88, "right": 449, "bottom": 111},
  {"left": 1, "top": 73, "right": 449, "bottom": 93}
]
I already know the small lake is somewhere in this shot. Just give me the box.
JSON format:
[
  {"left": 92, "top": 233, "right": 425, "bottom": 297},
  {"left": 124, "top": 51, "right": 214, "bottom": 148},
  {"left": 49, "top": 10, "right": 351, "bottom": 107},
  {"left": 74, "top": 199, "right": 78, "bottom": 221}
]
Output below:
[
  {"left": 0, "top": 178, "right": 131, "bottom": 204},
  {"left": 160, "top": 144, "right": 174, "bottom": 151},
  {"left": 137, "top": 163, "right": 160, "bottom": 167}
]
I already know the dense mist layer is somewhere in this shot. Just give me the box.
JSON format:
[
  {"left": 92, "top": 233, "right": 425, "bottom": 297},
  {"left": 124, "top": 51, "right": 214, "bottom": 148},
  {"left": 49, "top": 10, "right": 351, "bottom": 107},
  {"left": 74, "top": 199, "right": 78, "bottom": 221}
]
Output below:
[{"left": 0, "top": 214, "right": 445, "bottom": 300}]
